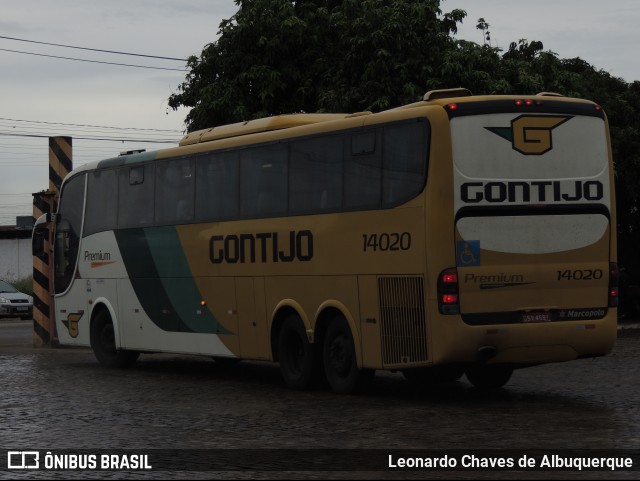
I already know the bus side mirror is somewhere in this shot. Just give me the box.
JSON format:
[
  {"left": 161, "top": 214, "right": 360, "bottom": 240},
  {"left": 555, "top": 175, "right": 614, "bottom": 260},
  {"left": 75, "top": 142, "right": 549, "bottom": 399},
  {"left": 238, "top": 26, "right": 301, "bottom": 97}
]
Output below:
[
  {"left": 32, "top": 228, "right": 47, "bottom": 257},
  {"left": 32, "top": 212, "right": 53, "bottom": 257}
]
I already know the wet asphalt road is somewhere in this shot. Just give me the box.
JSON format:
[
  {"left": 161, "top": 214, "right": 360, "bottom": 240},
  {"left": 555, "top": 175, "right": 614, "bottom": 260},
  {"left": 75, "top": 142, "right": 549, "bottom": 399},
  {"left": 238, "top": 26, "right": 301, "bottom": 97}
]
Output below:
[{"left": 0, "top": 319, "right": 639, "bottom": 479}]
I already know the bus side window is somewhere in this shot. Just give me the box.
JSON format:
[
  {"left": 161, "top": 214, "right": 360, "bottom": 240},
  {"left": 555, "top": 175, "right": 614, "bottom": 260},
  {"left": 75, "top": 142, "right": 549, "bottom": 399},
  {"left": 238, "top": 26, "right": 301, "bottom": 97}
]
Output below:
[
  {"left": 118, "top": 165, "right": 155, "bottom": 228},
  {"left": 84, "top": 169, "right": 118, "bottom": 237},
  {"left": 195, "top": 151, "right": 239, "bottom": 222},
  {"left": 345, "top": 130, "right": 381, "bottom": 210},
  {"left": 240, "top": 145, "right": 288, "bottom": 218},
  {"left": 289, "top": 134, "right": 343, "bottom": 214},
  {"left": 382, "top": 120, "right": 429, "bottom": 206},
  {"left": 155, "top": 158, "right": 195, "bottom": 225}
]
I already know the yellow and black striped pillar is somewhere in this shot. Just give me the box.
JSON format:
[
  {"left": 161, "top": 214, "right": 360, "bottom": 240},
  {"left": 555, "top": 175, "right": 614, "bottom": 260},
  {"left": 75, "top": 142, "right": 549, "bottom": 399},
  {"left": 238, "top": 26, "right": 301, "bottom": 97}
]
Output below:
[
  {"left": 30, "top": 136, "right": 73, "bottom": 347},
  {"left": 48, "top": 136, "right": 73, "bottom": 193},
  {"left": 32, "top": 191, "right": 57, "bottom": 347}
]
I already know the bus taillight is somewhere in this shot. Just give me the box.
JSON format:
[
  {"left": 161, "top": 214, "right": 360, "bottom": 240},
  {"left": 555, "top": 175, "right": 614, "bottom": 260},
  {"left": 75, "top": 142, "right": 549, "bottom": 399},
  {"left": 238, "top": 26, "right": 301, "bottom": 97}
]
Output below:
[
  {"left": 609, "top": 262, "right": 619, "bottom": 308},
  {"left": 514, "top": 99, "right": 543, "bottom": 107},
  {"left": 438, "top": 267, "right": 460, "bottom": 315},
  {"left": 442, "top": 294, "right": 458, "bottom": 304}
]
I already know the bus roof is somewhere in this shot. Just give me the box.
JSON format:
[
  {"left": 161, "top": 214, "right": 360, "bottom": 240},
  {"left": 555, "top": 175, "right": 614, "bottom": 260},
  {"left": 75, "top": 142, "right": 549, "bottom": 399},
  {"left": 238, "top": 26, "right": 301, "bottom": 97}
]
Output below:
[
  {"left": 179, "top": 113, "right": 357, "bottom": 146},
  {"left": 176, "top": 88, "right": 545, "bottom": 147}
]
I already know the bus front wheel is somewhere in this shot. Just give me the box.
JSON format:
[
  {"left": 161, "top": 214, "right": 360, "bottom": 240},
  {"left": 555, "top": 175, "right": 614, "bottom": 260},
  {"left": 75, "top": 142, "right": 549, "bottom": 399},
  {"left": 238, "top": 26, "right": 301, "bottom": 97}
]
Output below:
[
  {"left": 465, "top": 364, "right": 513, "bottom": 389},
  {"left": 278, "top": 314, "right": 315, "bottom": 390},
  {"left": 90, "top": 310, "right": 139, "bottom": 368},
  {"left": 323, "top": 316, "right": 374, "bottom": 394}
]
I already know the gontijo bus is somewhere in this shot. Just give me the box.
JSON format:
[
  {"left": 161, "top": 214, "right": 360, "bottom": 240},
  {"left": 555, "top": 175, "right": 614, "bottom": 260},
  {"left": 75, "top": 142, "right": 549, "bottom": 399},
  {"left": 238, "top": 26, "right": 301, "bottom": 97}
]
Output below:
[{"left": 32, "top": 88, "right": 618, "bottom": 393}]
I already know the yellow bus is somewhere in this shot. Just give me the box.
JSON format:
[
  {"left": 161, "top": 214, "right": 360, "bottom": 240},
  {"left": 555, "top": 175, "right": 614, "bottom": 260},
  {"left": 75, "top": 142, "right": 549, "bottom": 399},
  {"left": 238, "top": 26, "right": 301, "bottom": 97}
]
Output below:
[{"left": 33, "top": 88, "right": 618, "bottom": 393}]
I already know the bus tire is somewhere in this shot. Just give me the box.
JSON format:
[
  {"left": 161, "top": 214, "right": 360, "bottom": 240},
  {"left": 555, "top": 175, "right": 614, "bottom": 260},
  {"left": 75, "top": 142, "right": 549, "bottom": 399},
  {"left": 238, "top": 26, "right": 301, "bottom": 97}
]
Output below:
[
  {"left": 90, "top": 310, "right": 139, "bottom": 368},
  {"left": 403, "top": 364, "right": 464, "bottom": 385},
  {"left": 323, "top": 316, "right": 374, "bottom": 394},
  {"left": 278, "top": 314, "right": 315, "bottom": 390},
  {"left": 465, "top": 364, "right": 513, "bottom": 389}
]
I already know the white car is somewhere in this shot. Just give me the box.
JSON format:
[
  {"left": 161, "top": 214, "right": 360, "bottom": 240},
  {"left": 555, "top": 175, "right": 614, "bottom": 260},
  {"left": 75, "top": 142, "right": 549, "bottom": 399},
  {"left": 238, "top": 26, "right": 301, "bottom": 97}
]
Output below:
[{"left": 0, "top": 280, "right": 33, "bottom": 320}]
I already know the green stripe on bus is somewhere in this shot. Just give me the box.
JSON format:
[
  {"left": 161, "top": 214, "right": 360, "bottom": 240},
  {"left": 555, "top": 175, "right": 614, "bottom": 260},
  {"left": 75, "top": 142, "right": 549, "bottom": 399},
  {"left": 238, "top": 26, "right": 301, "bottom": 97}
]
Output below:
[
  {"left": 114, "top": 227, "right": 231, "bottom": 335},
  {"left": 144, "top": 226, "right": 231, "bottom": 334}
]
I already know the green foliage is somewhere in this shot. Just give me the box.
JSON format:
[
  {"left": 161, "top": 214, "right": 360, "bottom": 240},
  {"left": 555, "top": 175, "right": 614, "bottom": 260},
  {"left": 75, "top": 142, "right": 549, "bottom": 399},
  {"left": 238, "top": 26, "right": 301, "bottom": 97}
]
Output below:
[
  {"left": 6, "top": 275, "right": 33, "bottom": 297},
  {"left": 168, "top": 0, "right": 466, "bottom": 130},
  {"left": 169, "top": 1, "right": 640, "bottom": 276}
]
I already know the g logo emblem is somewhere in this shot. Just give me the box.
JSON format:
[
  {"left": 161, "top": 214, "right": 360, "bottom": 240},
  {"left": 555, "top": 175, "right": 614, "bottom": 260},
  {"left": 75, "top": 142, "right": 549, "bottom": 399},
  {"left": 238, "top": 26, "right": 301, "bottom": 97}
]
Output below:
[
  {"left": 511, "top": 115, "right": 571, "bottom": 154},
  {"left": 486, "top": 115, "right": 572, "bottom": 155},
  {"left": 62, "top": 311, "right": 84, "bottom": 338}
]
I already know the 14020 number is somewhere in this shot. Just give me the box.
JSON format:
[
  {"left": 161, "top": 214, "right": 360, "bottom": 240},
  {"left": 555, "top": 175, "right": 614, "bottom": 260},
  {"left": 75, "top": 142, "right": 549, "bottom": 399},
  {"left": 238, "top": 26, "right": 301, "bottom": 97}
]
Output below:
[
  {"left": 557, "top": 269, "right": 603, "bottom": 281},
  {"left": 363, "top": 232, "right": 411, "bottom": 252}
]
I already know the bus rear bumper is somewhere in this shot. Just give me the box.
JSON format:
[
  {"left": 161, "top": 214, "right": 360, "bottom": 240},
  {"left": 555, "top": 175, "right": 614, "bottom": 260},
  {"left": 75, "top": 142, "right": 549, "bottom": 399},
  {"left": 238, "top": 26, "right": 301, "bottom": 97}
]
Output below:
[{"left": 432, "top": 315, "right": 617, "bottom": 367}]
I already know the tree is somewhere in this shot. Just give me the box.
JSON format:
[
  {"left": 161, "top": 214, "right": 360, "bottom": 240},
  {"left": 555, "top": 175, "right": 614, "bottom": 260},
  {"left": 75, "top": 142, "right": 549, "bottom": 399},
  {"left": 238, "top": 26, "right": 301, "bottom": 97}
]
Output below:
[
  {"left": 168, "top": 0, "right": 465, "bottom": 131},
  {"left": 475, "top": 17, "right": 490, "bottom": 46},
  {"left": 169, "top": 0, "right": 312, "bottom": 131}
]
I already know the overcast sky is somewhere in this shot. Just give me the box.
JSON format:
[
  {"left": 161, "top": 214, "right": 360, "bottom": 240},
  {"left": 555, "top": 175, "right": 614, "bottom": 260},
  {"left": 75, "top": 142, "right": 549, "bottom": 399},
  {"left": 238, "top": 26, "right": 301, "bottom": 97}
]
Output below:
[{"left": 1, "top": 0, "right": 638, "bottom": 225}]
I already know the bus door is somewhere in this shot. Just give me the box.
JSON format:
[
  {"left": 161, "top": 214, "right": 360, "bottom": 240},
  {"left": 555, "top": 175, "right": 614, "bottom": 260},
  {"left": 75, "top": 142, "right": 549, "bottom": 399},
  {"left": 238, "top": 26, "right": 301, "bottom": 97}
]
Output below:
[
  {"left": 450, "top": 103, "right": 613, "bottom": 325},
  {"left": 52, "top": 173, "right": 89, "bottom": 344}
]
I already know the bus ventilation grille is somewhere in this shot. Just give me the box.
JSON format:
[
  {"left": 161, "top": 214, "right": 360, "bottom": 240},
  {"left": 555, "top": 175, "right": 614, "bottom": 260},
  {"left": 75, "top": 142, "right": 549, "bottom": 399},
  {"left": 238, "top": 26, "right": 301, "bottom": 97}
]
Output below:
[{"left": 378, "top": 276, "right": 427, "bottom": 367}]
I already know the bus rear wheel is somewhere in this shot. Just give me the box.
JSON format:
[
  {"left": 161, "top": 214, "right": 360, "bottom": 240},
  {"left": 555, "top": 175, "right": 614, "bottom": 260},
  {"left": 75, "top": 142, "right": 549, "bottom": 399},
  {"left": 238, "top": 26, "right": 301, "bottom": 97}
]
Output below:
[
  {"left": 465, "top": 364, "right": 513, "bottom": 389},
  {"left": 323, "top": 316, "right": 374, "bottom": 394},
  {"left": 90, "top": 310, "right": 139, "bottom": 368},
  {"left": 278, "top": 314, "right": 315, "bottom": 390}
]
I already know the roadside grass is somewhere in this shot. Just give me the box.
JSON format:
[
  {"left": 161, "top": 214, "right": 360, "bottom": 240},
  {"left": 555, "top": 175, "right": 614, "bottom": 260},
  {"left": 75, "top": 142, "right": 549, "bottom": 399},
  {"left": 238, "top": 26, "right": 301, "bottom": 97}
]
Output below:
[{"left": 4, "top": 274, "right": 34, "bottom": 297}]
